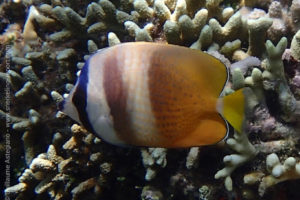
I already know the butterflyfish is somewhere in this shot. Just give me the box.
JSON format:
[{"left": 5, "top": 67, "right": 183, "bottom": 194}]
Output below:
[{"left": 59, "top": 42, "right": 246, "bottom": 148}]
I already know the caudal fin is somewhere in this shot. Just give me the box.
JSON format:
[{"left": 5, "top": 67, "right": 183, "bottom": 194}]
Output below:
[{"left": 218, "top": 88, "right": 247, "bottom": 133}]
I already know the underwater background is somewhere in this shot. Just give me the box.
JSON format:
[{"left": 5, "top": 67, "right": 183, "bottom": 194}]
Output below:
[{"left": 1, "top": 0, "right": 300, "bottom": 199}]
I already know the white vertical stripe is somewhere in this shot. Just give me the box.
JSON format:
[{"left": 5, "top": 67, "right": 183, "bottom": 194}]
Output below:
[
  {"left": 85, "top": 50, "right": 124, "bottom": 145},
  {"left": 121, "top": 45, "right": 159, "bottom": 144}
]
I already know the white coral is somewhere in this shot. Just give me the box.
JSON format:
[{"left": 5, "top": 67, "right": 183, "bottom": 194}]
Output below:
[
  {"left": 258, "top": 153, "right": 300, "bottom": 196},
  {"left": 215, "top": 131, "right": 257, "bottom": 191},
  {"left": 141, "top": 148, "right": 167, "bottom": 181}
]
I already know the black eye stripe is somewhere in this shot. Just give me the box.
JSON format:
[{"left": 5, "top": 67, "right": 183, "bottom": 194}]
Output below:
[{"left": 72, "top": 59, "right": 96, "bottom": 134}]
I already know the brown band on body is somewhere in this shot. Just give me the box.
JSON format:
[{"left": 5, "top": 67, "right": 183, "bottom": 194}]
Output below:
[
  {"left": 147, "top": 47, "right": 215, "bottom": 146},
  {"left": 102, "top": 49, "right": 135, "bottom": 144},
  {"left": 148, "top": 52, "right": 194, "bottom": 141}
]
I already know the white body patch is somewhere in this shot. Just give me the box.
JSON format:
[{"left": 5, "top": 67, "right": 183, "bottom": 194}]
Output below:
[
  {"left": 120, "top": 47, "right": 159, "bottom": 143},
  {"left": 85, "top": 52, "right": 123, "bottom": 145}
]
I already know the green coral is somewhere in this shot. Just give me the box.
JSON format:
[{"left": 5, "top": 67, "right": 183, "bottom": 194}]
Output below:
[
  {"left": 291, "top": 30, "right": 300, "bottom": 61},
  {"left": 124, "top": 21, "right": 153, "bottom": 41},
  {"left": 214, "top": 130, "right": 258, "bottom": 191},
  {"left": 190, "top": 25, "right": 213, "bottom": 50},
  {"left": 247, "top": 17, "right": 273, "bottom": 57},
  {"left": 209, "top": 11, "right": 242, "bottom": 44},
  {"left": 263, "top": 37, "right": 300, "bottom": 122}
]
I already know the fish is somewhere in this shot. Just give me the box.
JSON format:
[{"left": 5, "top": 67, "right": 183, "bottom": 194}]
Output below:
[{"left": 59, "top": 42, "right": 246, "bottom": 148}]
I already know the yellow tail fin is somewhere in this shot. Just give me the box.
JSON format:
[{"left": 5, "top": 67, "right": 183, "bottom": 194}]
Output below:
[{"left": 219, "top": 88, "right": 246, "bottom": 133}]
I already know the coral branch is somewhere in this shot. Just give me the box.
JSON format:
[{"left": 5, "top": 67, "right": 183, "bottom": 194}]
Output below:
[{"left": 215, "top": 131, "right": 257, "bottom": 191}]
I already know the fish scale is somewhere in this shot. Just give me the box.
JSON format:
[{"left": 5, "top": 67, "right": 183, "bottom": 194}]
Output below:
[{"left": 123, "top": 49, "right": 158, "bottom": 142}]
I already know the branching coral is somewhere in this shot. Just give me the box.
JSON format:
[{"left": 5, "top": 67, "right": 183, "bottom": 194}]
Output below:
[
  {"left": 291, "top": 30, "right": 300, "bottom": 61},
  {"left": 189, "top": 25, "right": 212, "bottom": 50},
  {"left": 124, "top": 21, "right": 154, "bottom": 41},
  {"left": 209, "top": 11, "right": 242, "bottom": 45},
  {"left": 215, "top": 131, "right": 257, "bottom": 191},
  {"left": 185, "top": 147, "right": 200, "bottom": 169},
  {"left": 214, "top": 36, "right": 300, "bottom": 194},
  {"left": 33, "top": 0, "right": 138, "bottom": 43},
  {"left": 1, "top": 0, "right": 300, "bottom": 200},
  {"left": 5, "top": 124, "right": 111, "bottom": 200},
  {"left": 247, "top": 17, "right": 273, "bottom": 57},
  {"left": 266, "top": 1, "right": 288, "bottom": 43},
  {"left": 141, "top": 148, "right": 167, "bottom": 181},
  {"left": 263, "top": 37, "right": 300, "bottom": 122},
  {"left": 244, "top": 153, "right": 300, "bottom": 197},
  {"left": 291, "top": 0, "right": 300, "bottom": 32}
]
